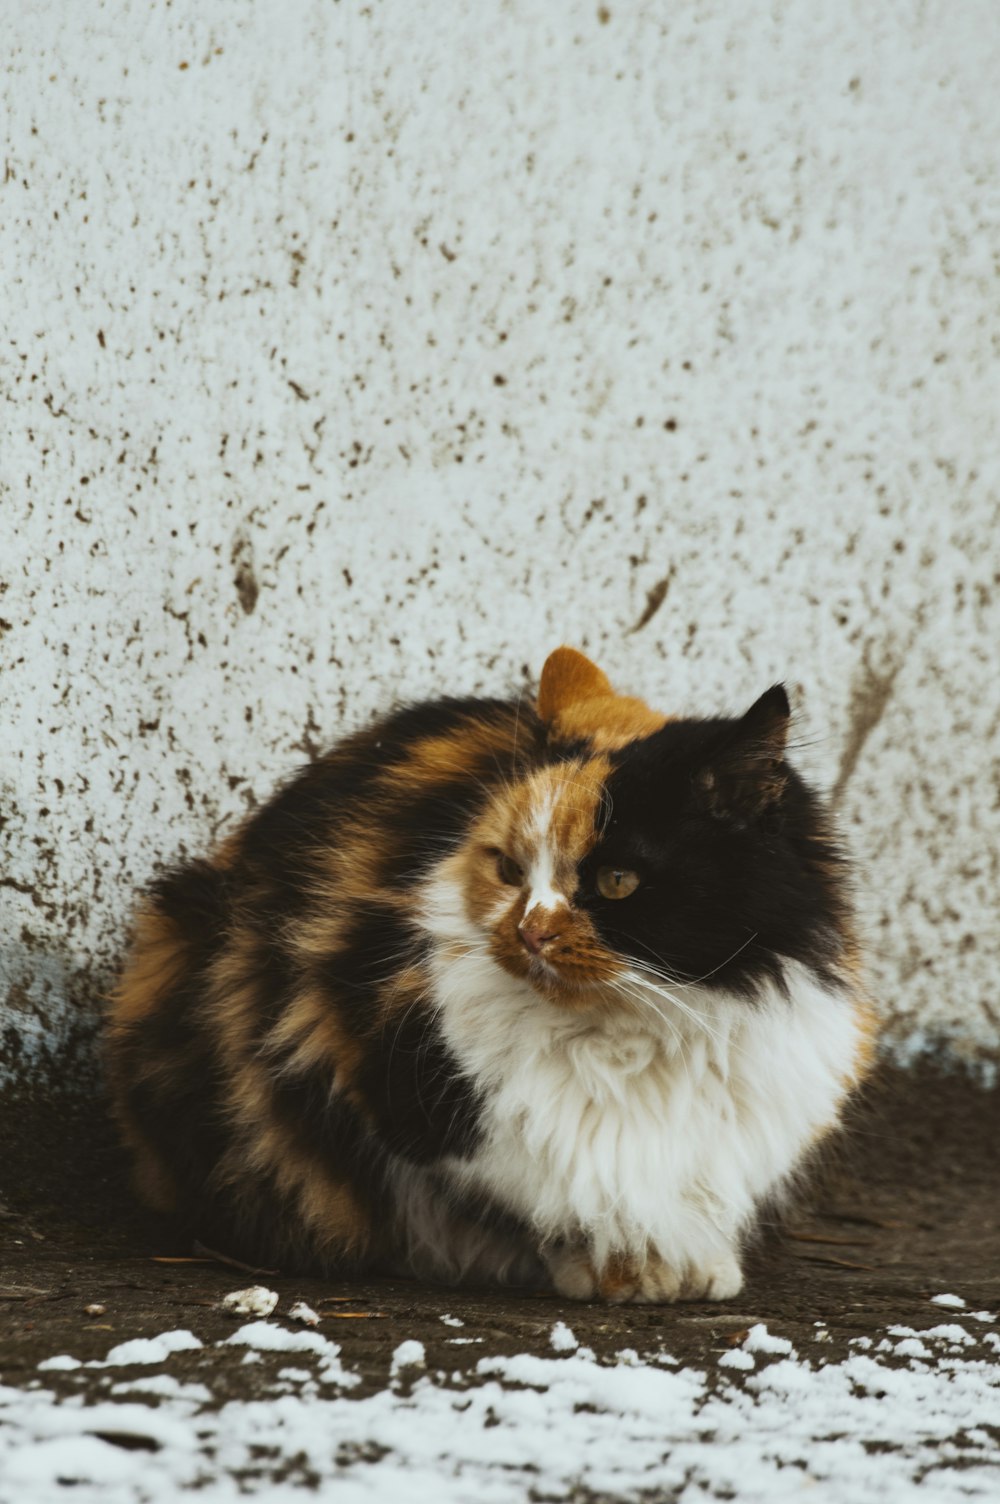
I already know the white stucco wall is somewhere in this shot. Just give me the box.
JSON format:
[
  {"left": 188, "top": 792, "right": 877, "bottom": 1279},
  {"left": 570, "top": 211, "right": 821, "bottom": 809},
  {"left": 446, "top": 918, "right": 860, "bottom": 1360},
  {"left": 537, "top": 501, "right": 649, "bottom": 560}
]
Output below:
[{"left": 3, "top": 0, "right": 999, "bottom": 1084}]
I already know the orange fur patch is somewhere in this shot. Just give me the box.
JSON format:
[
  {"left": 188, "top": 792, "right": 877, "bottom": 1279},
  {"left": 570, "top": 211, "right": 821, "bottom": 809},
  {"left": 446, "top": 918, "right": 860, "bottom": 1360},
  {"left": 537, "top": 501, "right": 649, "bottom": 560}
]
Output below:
[
  {"left": 848, "top": 995, "right": 880, "bottom": 1085},
  {"left": 106, "top": 903, "right": 195, "bottom": 1213},
  {"left": 381, "top": 720, "right": 523, "bottom": 792},
  {"left": 596, "top": 1251, "right": 643, "bottom": 1301},
  {"left": 537, "top": 646, "right": 668, "bottom": 750},
  {"left": 837, "top": 924, "right": 880, "bottom": 1087},
  {"left": 108, "top": 904, "right": 190, "bottom": 1029},
  {"left": 259, "top": 983, "right": 367, "bottom": 1106},
  {"left": 206, "top": 947, "right": 372, "bottom": 1258},
  {"left": 458, "top": 756, "right": 621, "bottom": 1001}
]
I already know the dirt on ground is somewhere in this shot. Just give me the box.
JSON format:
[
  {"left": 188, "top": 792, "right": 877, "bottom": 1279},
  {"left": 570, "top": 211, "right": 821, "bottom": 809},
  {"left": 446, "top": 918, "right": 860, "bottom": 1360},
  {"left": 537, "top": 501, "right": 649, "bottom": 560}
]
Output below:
[{"left": 1, "top": 1061, "right": 998, "bottom": 1399}]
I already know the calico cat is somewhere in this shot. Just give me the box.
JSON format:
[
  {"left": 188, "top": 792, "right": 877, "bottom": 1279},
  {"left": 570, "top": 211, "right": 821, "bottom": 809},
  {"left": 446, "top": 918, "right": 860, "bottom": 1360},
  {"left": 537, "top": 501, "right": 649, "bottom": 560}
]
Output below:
[{"left": 106, "top": 647, "right": 875, "bottom": 1302}]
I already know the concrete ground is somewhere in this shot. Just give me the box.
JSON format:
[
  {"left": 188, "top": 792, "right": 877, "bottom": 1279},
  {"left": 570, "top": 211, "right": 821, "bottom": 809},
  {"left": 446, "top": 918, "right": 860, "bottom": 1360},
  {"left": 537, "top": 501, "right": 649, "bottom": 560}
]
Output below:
[{"left": 1, "top": 1061, "right": 998, "bottom": 1499}]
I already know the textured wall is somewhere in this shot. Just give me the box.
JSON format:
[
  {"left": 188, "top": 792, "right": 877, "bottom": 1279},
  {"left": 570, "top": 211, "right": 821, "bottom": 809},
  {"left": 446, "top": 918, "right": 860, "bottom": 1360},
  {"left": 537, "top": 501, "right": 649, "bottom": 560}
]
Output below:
[{"left": 3, "top": 0, "right": 999, "bottom": 1086}]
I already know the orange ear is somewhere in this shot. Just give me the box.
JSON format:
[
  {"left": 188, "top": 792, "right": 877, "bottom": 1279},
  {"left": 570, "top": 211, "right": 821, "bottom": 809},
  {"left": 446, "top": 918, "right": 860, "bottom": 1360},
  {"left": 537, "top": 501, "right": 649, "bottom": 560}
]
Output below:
[
  {"left": 537, "top": 647, "right": 613, "bottom": 723},
  {"left": 537, "top": 647, "right": 669, "bottom": 750}
]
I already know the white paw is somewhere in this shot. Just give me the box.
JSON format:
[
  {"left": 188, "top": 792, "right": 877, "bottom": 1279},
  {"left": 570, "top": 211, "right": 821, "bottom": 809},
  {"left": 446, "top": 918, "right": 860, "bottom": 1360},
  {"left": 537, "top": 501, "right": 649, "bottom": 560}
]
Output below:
[
  {"left": 545, "top": 1246, "right": 599, "bottom": 1301},
  {"left": 628, "top": 1255, "right": 685, "bottom": 1304},
  {"left": 619, "top": 1249, "right": 743, "bottom": 1305},
  {"left": 687, "top": 1252, "right": 744, "bottom": 1301},
  {"left": 547, "top": 1247, "right": 684, "bottom": 1305},
  {"left": 544, "top": 1245, "right": 743, "bottom": 1304}
]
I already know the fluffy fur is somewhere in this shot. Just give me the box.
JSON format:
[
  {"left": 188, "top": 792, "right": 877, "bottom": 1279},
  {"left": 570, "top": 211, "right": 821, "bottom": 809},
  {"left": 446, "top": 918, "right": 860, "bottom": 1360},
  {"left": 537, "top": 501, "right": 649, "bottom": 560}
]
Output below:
[{"left": 106, "top": 647, "right": 875, "bottom": 1302}]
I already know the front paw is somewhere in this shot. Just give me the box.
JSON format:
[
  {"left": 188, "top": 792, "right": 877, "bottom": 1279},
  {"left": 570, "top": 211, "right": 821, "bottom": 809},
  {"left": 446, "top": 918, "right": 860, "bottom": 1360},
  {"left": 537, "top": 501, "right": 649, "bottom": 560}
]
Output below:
[
  {"left": 544, "top": 1246, "right": 681, "bottom": 1303},
  {"left": 545, "top": 1245, "right": 742, "bottom": 1304},
  {"left": 545, "top": 1244, "right": 600, "bottom": 1301},
  {"left": 618, "top": 1250, "right": 685, "bottom": 1304},
  {"left": 629, "top": 1250, "right": 744, "bottom": 1304},
  {"left": 683, "top": 1251, "right": 743, "bottom": 1302}
]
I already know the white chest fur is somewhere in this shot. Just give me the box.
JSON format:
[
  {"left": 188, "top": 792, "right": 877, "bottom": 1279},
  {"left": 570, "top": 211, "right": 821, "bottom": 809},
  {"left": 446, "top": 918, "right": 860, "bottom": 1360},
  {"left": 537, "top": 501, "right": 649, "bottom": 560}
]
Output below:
[{"left": 420, "top": 871, "right": 863, "bottom": 1283}]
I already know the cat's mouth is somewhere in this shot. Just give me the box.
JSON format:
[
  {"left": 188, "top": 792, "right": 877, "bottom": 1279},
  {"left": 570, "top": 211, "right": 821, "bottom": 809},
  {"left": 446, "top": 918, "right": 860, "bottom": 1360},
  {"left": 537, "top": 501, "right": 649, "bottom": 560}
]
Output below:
[
  {"left": 494, "top": 941, "right": 615, "bottom": 1004},
  {"left": 481, "top": 897, "right": 622, "bottom": 1004}
]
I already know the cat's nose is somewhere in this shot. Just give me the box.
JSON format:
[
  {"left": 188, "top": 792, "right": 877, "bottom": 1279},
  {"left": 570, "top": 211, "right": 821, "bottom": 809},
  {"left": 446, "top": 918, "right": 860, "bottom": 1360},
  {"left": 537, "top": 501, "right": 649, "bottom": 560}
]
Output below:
[{"left": 519, "top": 922, "right": 560, "bottom": 956}]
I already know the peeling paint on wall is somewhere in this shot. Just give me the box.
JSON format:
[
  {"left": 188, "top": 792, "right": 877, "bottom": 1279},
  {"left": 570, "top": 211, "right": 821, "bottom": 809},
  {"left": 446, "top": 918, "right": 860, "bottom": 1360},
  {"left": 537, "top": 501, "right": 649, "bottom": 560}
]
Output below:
[{"left": 3, "top": 0, "right": 999, "bottom": 1088}]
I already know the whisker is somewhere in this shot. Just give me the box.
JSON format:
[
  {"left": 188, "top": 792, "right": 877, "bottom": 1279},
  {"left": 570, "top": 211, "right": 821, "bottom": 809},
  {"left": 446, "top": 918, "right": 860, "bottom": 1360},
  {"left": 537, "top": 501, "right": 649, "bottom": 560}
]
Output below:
[
  {"left": 649, "top": 931, "right": 761, "bottom": 989},
  {"left": 618, "top": 969, "right": 726, "bottom": 1046}
]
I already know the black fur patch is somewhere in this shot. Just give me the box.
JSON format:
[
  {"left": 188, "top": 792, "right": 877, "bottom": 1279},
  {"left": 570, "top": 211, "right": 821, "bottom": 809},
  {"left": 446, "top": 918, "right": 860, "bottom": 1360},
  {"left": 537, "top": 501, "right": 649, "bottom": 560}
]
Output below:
[
  {"left": 120, "top": 989, "right": 231, "bottom": 1207},
  {"left": 378, "top": 781, "right": 487, "bottom": 886},
  {"left": 319, "top": 905, "right": 425, "bottom": 1025},
  {"left": 265, "top": 1051, "right": 391, "bottom": 1216},
  {"left": 316, "top": 906, "right": 482, "bottom": 1159},
  {"left": 357, "top": 1002, "right": 484, "bottom": 1163},
  {"left": 580, "top": 711, "right": 849, "bottom": 997},
  {"left": 149, "top": 860, "right": 230, "bottom": 961},
  {"left": 237, "top": 698, "right": 545, "bottom": 895}
]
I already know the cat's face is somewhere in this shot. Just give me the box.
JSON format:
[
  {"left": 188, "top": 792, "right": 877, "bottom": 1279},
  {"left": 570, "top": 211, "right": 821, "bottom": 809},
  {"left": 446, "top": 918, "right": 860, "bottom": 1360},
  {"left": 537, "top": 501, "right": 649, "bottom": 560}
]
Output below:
[
  {"left": 457, "top": 649, "right": 845, "bottom": 1005},
  {"left": 461, "top": 758, "right": 622, "bottom": 1000}
]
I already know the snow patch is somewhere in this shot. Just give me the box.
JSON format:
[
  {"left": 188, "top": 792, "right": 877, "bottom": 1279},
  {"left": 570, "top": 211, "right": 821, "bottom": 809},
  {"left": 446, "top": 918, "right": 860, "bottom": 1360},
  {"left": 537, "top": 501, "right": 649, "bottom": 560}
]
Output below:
[
  {"left": 5, "top": 1312, "right": 1000, "bottom": 1503},
  {"left": 743, "top": 1323, "right": 795, "bottom": 1356},
  {"left": 923, "top": 1324, "right": 976, "bottom": 1346},
  {"left": 111, "top": 1375, "right": 212, "bottom": 1403},
  {"left": 391, "top": 1340, "right": 427, "bottom": 1374},
  {"left": 220, "top": 1286, "right": 279, "bottom": 1319},
  {"left": 550, "top": 1321, "right": 578, "bottom": 1352},
  {"left": 719, "top": 1348, "right": 756, "bottom": 1371},
  {"left": 99, "top": 1331, "right": 203, "bottom": 1366},
  {"left": 894, "top": 1337, "right": 932, "bottom": 1360}
]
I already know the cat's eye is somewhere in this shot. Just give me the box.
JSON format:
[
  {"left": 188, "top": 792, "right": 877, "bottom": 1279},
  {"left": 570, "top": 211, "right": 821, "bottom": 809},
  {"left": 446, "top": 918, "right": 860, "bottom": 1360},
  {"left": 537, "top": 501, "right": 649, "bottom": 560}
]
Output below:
[
  {"left": 596, "top": 866, "right": 641, "bottom": 900},
  {"left": 497, "top": 852, "right": 524, "bottom": 887}
]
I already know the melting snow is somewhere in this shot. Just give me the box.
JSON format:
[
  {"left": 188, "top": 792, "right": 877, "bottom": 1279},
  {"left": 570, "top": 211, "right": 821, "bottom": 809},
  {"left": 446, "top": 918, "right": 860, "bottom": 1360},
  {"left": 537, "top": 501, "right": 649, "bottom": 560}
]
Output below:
[
  {"left": 96, "top": 1331, "right": 203, "bottom": 1367},
  {"left": 220, "top": 1286, "right": 279, "bottom": 1319},
  {"left": 390, "top": 1340, "right": 427, "bottom": 1375},
  {"left": 718, "top": 1348, "right": 756, "bottom": 1371},
  {"left": 743, "top": 1323, "right": 796, "bottom": 1356},
  {"left": 550, "top": 1322, "right": 578, "bottom": 1353},
  {"left": 2, "top": 1317, "right": 999, "bottom": 1501}
]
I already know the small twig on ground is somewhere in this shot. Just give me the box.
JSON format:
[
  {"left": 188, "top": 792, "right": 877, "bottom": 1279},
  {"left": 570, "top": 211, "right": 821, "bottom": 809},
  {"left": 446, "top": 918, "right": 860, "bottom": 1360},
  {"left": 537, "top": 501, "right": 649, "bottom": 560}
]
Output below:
[
  {"left": 792, "top": 1254, "right": 876, "bottom": 1271},
  {"left": 787, "top": 1230, "right": 876, "bottom": 1246},
  {"left": 816, "top": 1209, "right": 909, "bottom": 1230},
  {"left": 150, "top": 1256, "right": 218, "bottom": 1265},
  {"left": 323, "top": 1311, "right": 387, "bottom": 1319},
  {"left": 192, "top": 1241, "right": 280, "bottom": 1277}
]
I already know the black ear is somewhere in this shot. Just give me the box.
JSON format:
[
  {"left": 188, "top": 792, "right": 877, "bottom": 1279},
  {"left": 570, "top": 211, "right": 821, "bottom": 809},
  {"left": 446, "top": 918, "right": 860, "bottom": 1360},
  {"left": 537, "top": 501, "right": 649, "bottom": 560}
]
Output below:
[{"left": 693, "top": 685, "right": 790, "bottom": 824}]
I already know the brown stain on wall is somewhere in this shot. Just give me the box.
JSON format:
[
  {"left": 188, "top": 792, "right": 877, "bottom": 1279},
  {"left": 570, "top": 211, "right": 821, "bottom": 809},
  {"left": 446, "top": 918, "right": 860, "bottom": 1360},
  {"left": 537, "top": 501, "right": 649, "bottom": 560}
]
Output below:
[{"left": 831, "top": 653, "right": 900, "bottom": 807}]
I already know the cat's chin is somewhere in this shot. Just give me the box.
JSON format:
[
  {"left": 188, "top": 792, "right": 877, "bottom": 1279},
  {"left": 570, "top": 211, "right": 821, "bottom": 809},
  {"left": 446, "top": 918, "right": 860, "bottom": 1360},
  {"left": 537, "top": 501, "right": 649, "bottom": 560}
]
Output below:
[{"left": 497, "top": 953, "right": 609, "bottom": 1008}]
